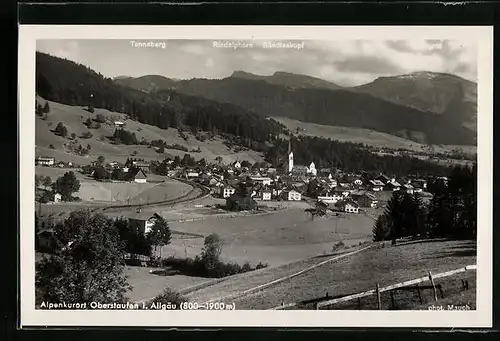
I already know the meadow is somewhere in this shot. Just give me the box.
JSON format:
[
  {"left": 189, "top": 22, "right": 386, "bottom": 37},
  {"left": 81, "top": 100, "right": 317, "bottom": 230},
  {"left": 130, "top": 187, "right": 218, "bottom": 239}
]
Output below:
[{"left": 160, "top": 209, "right": 375, "bottom": 267}]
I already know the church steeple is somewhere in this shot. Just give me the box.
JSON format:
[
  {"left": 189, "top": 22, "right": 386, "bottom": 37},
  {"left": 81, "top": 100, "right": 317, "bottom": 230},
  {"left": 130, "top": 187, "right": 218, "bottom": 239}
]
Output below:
[{"left": 288, "top": 138, "right": 293, "bottom": 173}]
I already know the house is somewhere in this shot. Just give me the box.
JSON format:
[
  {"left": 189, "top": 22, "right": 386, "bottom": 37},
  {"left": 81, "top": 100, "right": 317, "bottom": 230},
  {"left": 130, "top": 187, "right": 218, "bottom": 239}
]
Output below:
[
  {"left": 226, "top": 193, "right": 257, "bottom": 211},
  {"left": 233, "top": 161, "right": 242, "bottom": 169},
  {"left": 412, "top": 179, "right": 428, "bottom": 191},
  {"left": 291, "top": 165, "right": 309, "bottom": 176},
  {"left": 385, "top": 180, "right": 401, "bottom": 192},
  {"left": 377, "top": 174, "right": 391, "bottom": 184},
  {"left": 353, "top": 178, "right": 363, "bottom": 186},
  {"left": 35, "top": 156, "right": 55, "bottom": 166},
  {"left": 220, "top": 185, "right": 236, "bottom": 198},
  {"left": 114, "top": 121, "right": 125, "bottom": 128},
  {"left": 53, "top": 193, "right": 62, "bottom": 203},
  {"left": 133, "top": 168, "right": 148, "bottom": 183},
  {"left": 281, "top": 189, "right": 302, "bottom": 201},
  {"left": 186, "top": 171, "right": 199, "bottom": 179},
  {"left": 260, "top": 189, "right": 272, "bottom": 201},
  {"left": 250, "top": 176, "right": 272, "bottom": 186},
  {"left": 369, "top": 179, "right": 385, "bottom": 192},
  {"left": 133, "top": 161, "right": 150, "bottom": 174},
  {"left": 404, "top": 183, "right": 415, "bottom": 194},
  {"left": 341, "top": 199, "right": 360, "bottom": 213},
  {"left": 125, "top": 212, "right": 163, "bottom": 235},
  {"left": 355, "top": 193, "right": 378, "bottom": 208}
]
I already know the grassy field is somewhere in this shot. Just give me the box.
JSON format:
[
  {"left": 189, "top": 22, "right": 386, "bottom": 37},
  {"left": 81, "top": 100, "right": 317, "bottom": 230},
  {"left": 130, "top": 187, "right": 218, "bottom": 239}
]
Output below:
[
  {"left": 274, "top": 117, "right": 477, "bottom": 157},
  {"left": 36, "top": 98, "right": 265, "bottom": 165},
  {"left": 159, "top": 209, "right": 375, "bottom": 267},
  {"left": 228, "top": 239, "right": 476, "bottom": 309}
]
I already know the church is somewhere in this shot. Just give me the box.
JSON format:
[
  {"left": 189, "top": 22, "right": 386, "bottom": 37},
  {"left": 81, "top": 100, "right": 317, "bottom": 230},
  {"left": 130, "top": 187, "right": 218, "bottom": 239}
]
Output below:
[{"left": 287, "top": 139, "right": 317, "bottom": 176}]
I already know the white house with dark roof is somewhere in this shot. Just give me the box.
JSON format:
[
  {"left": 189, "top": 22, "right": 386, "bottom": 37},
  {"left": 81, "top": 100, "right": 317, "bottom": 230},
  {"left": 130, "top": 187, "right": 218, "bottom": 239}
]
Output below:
[{"left": 36, "top": 156, "right": 55, "bottom": 166}]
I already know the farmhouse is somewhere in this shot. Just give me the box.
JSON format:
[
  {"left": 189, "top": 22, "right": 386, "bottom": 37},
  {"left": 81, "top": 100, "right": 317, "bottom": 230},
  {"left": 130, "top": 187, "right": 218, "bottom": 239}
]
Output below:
[
  {"left": 122, "top": 212, "right": 163, "bottom": 235},
  {"left": 250, "top": 176, "right": 272, "bottom": 186},
  {"left": 260, "top": 189, "right": 272, "bottom": 201},
  {"left": 220, "top": 185, "right": 236, "bottom": 198},
  {"left": 341, "top": 199, "right": 360, "bottom": 214},
  {"left": 404, "top": 183, "right": 415, "bottom": 194},
  {"left": 36, "top": 156, "right": 55, "bottom": 166},
  {"left": 369, "top": 179, "right": 385, "bottom": 192},
  {"left": 281, "top": 189, "right": 302, "bottom": 201},
  {"left": 385, "top": 180, "right": 401, "bottom": 191},
  {"left": 354, "top": 192, "right": 378, "bottom": 208},
  {"left": 132, "top": 168, "right": 148, "bottom": 183},
  {"left": 53, "top": 193, "right": 62, "bottom": 203},
  {"left": 233, "top": 161, "right": 242, "bottom": 169}
]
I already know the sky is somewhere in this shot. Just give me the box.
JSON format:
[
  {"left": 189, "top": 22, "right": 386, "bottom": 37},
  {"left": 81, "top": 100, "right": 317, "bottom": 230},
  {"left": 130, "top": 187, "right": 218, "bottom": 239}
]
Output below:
[{"left": 37, "top": 39, "right": 477, "bottom": 87}]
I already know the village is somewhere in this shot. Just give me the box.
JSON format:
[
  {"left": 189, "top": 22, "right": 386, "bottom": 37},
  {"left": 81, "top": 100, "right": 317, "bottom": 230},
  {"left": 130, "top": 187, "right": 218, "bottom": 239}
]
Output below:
[{"left": 35, "top": 136, "right": 439, "bottom": 223}]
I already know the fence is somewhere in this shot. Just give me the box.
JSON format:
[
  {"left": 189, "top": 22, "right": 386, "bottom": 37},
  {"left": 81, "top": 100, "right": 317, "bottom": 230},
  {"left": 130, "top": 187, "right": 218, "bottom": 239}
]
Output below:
[{"left": 271, "top": 265, "right": 476, "bottom": 310}]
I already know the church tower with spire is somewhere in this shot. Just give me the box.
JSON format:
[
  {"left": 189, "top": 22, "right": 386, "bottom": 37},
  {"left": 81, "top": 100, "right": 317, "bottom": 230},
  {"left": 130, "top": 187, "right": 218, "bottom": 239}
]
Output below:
[{"left": 288, "top": 138, "right": 294, "bottom": 173}]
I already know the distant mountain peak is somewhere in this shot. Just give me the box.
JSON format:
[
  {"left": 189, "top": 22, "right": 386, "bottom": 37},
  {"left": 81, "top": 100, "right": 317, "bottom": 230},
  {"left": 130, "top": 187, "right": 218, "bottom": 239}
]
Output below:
[{"left": 231, "top": 70, "right": 262, "bottom": 77}]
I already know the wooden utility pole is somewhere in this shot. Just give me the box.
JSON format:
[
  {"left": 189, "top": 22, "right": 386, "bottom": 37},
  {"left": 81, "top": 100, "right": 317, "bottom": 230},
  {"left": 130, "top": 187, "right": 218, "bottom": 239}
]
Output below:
[
  {"left": 428, "top": 271, "right": 438, "bottom": 301},
  {"left": 376, "top": 283, "right": 381, "bottom": 310}
]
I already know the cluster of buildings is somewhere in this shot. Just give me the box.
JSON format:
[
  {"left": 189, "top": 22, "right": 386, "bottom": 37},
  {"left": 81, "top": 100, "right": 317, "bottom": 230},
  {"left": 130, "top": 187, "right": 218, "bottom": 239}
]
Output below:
[{"left": 35, "top": 156, "right": 76, "bottom": 168}]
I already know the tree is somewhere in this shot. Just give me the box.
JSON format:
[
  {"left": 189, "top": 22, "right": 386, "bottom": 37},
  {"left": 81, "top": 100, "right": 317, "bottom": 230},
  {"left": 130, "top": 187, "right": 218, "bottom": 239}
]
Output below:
[
  {"left": 146, "top": 216, "right": 171, "bottom": 258},
  {"left": 87, "top": 144, "right": 92, "bottom": 151},
  {"left": 241, "top": 160, "right": 251, "bottom": 168},
  {"left": 95, "top": 114, "right": 106, "bottom": 123},
  {"left": 372, "top": 214, "right": 391, "bottom": 242},
  {"left": 200, "top": 233, "right": 223, "bottom": 271},
  {"left": 49, "top": 144, "right": 55, "bottom": 149},
  {"left": 35, "top": 210, "right": 131, "bottom": 306},
  {"left": 93, "top": 166, "right": 108, "bottom": 181},
  {"left": 35, "top": 175, "right": 41, "bottom": 188},
  {"left": 111, "top": 168, "right": 124, "bottom": 181},
  {"left": 43, "top": 102, "right": 50, "bottom": 113},
  {"left": 42, "top": 176, "right": 52, "bottom": 187},
  {"left": 146, "top": 288, "right": 187, "bottom": 310},
  {"left": 71, "top": 133, "right": 76, "bottom": 140},
  {"left": 97, "top": 155, "right": 105, "bottom": 165},
  {"left": 215, "top": 156, "right": 223, "bottom": 165},
  {"left": 54, "top": 122, "right": 68, "bottom": 137},
  {"left": 53, "top": 171, "right": 80, "bottom": 201}
]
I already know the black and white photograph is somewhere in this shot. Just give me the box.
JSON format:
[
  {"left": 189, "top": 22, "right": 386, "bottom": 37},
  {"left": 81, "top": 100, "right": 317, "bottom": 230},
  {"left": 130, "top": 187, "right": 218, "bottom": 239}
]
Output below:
[{"left": 19, "top": 26, "right": 492, "bottom": 327}]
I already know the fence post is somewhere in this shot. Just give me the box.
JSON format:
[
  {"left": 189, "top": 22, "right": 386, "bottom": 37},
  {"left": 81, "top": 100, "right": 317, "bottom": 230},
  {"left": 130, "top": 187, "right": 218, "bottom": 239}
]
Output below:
[
  {"left": 428, "top": 271, "right": 438, "bottom": 301},
  {"left": 376, "top": 283, "right": 381, "bottom": 310},
  {"left": 358, "top": 297, "right": 361, "bottom": 310},
  {"left": 416, "top": 285, "right": 423, "bottom": 304}
]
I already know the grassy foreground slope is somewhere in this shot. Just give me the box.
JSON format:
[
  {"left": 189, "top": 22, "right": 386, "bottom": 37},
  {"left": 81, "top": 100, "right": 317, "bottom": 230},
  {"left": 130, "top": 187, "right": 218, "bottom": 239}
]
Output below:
[{"left": 35, "top": 98, "right": 266, "bottom": 165}]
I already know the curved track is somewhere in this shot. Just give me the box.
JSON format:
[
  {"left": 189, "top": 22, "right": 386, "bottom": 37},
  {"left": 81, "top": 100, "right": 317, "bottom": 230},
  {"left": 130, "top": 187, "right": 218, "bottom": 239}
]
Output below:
[{"left": 91, "top": 178, "right": 211, "bottom": 213}]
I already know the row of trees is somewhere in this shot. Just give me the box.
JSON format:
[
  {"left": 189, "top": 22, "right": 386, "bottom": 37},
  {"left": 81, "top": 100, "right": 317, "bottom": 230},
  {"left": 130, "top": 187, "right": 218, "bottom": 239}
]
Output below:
[
  {"left": 373, "top": 164, "right": 476, "bottom": 241},
  {"left": 266, "top": 136, "right": 451, "bottom": 177}
]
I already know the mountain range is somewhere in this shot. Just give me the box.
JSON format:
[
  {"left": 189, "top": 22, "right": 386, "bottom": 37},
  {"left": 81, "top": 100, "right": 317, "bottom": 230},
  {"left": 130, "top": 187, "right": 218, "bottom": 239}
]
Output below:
[
  {"left": 35, "top": 52, "right": 476, "bottom": 146},
  {"left": 114, "top": 70, "right": 477, "bottom": 145}
]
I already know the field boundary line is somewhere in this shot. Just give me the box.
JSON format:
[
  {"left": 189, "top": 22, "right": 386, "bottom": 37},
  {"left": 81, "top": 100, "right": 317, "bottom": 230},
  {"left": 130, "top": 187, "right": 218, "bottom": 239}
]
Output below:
[
  {"left": 309, "top": 264, "right": 477, "bottom": 310},
  {"left": 203, "top": 244, "right": 375, "bottom": 304}
]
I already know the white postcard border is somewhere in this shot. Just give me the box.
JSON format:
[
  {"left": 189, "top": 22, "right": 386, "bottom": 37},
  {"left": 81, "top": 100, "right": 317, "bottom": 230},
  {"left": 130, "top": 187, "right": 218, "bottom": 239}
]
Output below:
[{"left": 19, "top": 25, "right": 493, "bottom": 328}]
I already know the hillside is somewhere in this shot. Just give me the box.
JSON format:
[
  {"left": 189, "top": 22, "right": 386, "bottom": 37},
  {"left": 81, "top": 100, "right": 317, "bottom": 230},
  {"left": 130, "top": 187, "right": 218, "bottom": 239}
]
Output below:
[
  {"left": 274, "top": 117, "right": 477, "bottom": 157},
  {"left": 118, "top": 74, "right": 476, "bottom": 146},
  {"left": 36, "top": 52, "right": 284, "bottom": 154},
  {"left": 35, "top": 97, "right": 266, "bottom": 165},
  {"left": 354, "top": 71, "right": 477, "bottom": 132}
]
